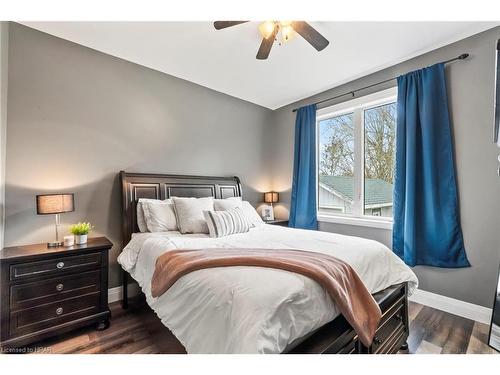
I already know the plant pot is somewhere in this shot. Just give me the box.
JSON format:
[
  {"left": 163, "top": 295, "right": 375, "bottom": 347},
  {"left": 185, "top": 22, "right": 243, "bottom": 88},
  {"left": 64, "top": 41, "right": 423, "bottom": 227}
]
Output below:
[{"left": 75, "top": 234, "right": 88, "bottom": 245}]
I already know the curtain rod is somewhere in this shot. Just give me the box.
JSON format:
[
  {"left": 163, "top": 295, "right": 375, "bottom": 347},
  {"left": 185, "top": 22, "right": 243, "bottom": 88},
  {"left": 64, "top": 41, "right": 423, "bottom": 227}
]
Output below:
[{"left": 291, "top": 53, "right": 469, "bottom": 113}]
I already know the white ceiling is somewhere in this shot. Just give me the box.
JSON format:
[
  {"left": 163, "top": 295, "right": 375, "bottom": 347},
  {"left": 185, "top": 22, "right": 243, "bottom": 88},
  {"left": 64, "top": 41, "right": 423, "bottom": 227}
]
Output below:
[{"left": 21, "top": 22, "right": 499, "bottom": 110}]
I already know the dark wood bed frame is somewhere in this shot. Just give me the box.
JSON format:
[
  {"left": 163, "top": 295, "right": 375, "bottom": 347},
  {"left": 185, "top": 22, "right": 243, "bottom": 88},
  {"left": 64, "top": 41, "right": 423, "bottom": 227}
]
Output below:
[{"left": 119, "top": 171, "right": 409, "bottom": 354}]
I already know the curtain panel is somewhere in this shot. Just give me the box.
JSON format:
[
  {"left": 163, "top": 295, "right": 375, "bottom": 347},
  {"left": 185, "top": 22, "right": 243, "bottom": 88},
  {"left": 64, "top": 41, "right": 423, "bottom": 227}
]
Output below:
[
  {"left": 393, "top": 63, "right": 470, "bottom": 267},
  {"left": 289, "top": 104, "right": 318, "bottom": 230}
]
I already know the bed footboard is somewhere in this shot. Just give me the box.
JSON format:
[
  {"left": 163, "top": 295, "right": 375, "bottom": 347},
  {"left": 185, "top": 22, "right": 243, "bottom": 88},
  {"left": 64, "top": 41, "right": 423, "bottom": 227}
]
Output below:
[{"left": 288, "top": 282, "right": 409, "bottom": 354}]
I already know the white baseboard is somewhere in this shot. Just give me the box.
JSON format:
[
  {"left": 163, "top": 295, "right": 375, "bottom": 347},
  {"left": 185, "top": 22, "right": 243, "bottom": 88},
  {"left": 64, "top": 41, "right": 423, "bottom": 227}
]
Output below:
[
  {"left": 108, "top": 283, "right": 141, "bottom": 303},
  {"left": 409, "top": 288, "right": 492, "bottom": 325}
]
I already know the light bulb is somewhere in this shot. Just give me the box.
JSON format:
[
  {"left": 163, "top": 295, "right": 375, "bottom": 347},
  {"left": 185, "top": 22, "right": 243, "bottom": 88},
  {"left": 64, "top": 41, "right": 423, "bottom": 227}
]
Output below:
[
  {"left": 281, "top": 24, "right": 294, "bottom": 43},
  {"left": 259, "top": 21, "right": 276, "bottom": 39}
]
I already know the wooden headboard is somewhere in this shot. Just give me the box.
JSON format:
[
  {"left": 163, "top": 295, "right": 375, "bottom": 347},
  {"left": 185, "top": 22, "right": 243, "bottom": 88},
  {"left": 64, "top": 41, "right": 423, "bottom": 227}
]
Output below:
[{"left": 119, "top": 171, "right": 242, "bottom": 246}]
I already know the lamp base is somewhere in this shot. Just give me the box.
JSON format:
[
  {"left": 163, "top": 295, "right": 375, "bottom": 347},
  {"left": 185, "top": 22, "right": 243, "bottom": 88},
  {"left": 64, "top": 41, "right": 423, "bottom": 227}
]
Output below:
[{"left": 47, "top": 241, "right": 63, "bottom": 248}]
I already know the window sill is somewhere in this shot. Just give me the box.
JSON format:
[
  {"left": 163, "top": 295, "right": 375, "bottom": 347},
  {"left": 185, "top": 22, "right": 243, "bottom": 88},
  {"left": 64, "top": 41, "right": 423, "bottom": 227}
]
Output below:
[{"left": 317, "top": 214, "right": 393, "bottom": 230}]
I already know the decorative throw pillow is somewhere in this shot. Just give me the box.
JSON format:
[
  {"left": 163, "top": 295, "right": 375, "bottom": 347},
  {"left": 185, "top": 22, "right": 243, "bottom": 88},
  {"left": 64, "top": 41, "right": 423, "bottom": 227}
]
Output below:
[
  {"left": 171, "top": 197, "right": 214, "bottom": 234},
  {"left": 214, "top": 197, "right": 243, "bottom": 211},
  {"left": 141, "top": 199, "right": 178, "bottom": 232},
  {"left": 241, "top": 201, "right": 264, "bottom": 227},
  {"left": 203, "top": 207, "right": 251, "bottom": 238}
]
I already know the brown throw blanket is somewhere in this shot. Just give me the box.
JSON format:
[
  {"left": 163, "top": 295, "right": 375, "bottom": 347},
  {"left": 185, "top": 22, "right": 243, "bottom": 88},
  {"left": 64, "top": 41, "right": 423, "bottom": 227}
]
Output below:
[{"left": 151, "top": 248, "right": 382, "bottom": 346}]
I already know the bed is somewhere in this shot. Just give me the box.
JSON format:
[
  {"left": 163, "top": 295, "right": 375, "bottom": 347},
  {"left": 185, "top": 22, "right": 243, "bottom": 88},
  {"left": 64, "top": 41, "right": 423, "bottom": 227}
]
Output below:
[{"left": 118, "top": 171, "right": 418, "bottom": 354}]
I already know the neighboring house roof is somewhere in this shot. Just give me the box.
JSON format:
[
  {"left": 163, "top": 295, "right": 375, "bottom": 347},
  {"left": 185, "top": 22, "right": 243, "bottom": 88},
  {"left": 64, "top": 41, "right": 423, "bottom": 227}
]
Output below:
[{"left": 319, "top": 175, "right": 393, "bottom": 206}]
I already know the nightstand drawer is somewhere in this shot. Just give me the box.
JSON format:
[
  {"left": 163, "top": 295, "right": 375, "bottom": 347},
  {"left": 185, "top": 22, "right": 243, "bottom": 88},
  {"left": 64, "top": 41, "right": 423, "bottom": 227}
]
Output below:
[
  {"left": 10, "top": 270, "right": 101, "bottom": 309},
  {"left": 10, "top": 292, "right": 101, "bottom": 337},
  {"left": 10, "top": 252, "right": 102, "bottom": 281}
]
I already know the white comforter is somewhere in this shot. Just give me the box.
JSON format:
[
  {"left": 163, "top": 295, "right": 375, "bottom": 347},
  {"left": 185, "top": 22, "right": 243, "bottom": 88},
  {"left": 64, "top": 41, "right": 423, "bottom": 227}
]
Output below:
[{"left": 118, "top": 224, "right": 418, "bottom": 354}]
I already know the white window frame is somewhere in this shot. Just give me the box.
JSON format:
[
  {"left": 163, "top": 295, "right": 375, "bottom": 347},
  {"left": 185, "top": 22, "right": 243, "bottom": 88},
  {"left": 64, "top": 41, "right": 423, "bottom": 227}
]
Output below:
[{"left": 316, "top": 87, "right": 397, "bottom": 230}]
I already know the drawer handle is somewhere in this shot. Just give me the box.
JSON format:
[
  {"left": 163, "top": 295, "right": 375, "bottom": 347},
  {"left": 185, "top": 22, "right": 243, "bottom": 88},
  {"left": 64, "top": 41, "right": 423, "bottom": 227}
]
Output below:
[
  {"left": 56, "top": 262, "right": 65, "bottom": 269},
  {"left": 56, "top": 283, "right": 64, "bottom": 291},
  {"left": 395, "top": 314, "right": 403, "bottom": 321},
  {"left": 56, "top": 307, "right": 64, "bottom": 315}
]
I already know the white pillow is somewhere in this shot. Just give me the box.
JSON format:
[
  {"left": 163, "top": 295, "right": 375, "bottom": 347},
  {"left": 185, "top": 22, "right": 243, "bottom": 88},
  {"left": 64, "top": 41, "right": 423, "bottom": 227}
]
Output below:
[
  {"left": 137, "top": 198, "right": 165, "bottom": 232},
  {"left": 214, "top": 197, "right": 243, "bottom": 211},
  {"left": 136, "top": 200, "right": 149, "bottom": 232},
  {"left": 241, "top": 201, "right": 264, "bottom": 227},
  {"left": 141, "top": 199, "right": 178, "bottom": 232},
  {"left": 172, "top": 197, "right": 214, "bottom": 234},
  {"left": 203, "top": 207, "right": 250, "bottom": 238}
]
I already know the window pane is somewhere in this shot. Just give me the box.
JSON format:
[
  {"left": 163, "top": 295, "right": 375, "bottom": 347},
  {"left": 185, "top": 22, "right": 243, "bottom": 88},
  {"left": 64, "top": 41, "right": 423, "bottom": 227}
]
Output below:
[
  {"left": 318, "top": 113, "right": 355, "bottom": 214},
  {"left": 363, "top": 103, "right": 396, "bottom": 218}
]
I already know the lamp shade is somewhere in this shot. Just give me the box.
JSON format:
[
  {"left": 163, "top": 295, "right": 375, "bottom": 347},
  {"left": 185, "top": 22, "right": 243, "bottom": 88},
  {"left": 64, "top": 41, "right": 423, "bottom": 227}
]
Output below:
[
  {"left": 36, "top": 194, "right": 74, "bottom": 215},
  {"left": 264, "top": 191, "right": 279, "bottom": 204}
]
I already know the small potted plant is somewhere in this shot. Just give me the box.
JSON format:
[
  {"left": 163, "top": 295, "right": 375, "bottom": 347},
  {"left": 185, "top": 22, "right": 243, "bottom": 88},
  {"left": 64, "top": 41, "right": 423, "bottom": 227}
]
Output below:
[{"left": 69, "top": 222, "right": 94, "bottom": 245}]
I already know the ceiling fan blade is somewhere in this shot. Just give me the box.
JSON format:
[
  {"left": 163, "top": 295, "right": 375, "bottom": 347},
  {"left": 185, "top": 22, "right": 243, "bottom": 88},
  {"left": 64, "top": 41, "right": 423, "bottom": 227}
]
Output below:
[
  {"left": 291, "top": 21, "right": 329, "bottom": 51},
  {"left": 256, "top": 27, "right": 277, "bottom": 60},
  {"left": 213, "top": 21, "right": 249, "bottom": 30}
]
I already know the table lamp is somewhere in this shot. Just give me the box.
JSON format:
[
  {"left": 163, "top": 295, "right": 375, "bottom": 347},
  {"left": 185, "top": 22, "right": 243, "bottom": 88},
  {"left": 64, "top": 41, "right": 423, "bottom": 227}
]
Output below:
[
  {"left": 264, "top": 191, "right": 279, "bottom": 220},
  {"left": 36, "top": 193, "right": 74, "bottom": 247}
]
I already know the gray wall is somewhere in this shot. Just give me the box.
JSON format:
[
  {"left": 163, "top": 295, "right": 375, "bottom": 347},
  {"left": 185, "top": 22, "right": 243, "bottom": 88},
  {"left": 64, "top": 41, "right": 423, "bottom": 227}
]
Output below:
[
  {"left": 270, "top": 27, "right": 500, "bottom": 307},
  {"left": 0, "top": 22, "right": 8, "bottom": 249},
  {"left": 4, "top": 23, "right": 273, "bottom": 287}
]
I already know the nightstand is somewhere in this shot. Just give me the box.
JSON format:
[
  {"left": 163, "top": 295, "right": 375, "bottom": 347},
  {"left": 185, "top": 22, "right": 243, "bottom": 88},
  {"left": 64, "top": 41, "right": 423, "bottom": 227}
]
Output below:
[
  {"left": 0, "top": 237, "right": 112, "bottom": 349},
  {"left": 265, "top": 219, "right": 289, "bottom": 227}
]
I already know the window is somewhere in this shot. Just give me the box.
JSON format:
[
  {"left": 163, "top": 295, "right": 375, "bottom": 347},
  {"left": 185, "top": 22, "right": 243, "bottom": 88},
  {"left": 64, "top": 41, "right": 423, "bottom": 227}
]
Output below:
[{"left": 317, "top": 87, "right": 397, "bottom": 228}]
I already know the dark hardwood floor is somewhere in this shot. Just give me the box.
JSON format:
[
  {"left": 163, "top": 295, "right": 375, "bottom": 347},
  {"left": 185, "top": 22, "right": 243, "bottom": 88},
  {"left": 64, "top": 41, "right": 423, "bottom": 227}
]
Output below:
[
  {"left": 7, "top": 299, "right": 498, "bottom": 354},
  {"left": 407, "top": 302, "right": 497, "bottom": 354}
]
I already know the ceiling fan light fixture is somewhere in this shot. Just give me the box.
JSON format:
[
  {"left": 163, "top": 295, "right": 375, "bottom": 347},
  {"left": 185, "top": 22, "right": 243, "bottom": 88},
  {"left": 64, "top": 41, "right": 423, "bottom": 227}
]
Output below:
[
  {"left": 258, "top": 21, "right": 276, "bottom": 39},
  {"left": 213, "top": 20, "right": 329, "bottom": 60}
]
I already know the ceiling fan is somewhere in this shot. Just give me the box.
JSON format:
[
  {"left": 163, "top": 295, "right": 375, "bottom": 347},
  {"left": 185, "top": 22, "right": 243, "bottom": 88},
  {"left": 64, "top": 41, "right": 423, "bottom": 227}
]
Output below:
[{"left": 213, "top": 21, "right": 329, "bottom": 60}]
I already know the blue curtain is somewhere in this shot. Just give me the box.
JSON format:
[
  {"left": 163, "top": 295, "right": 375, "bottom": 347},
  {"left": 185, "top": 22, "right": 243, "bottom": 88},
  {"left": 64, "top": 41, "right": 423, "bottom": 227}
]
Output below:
[
  {"left": 289, "top": 104, "right": 318, "bottom": 230},
  {"left": 393, "top": 63, "right": 470, "bottom": 267}
]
